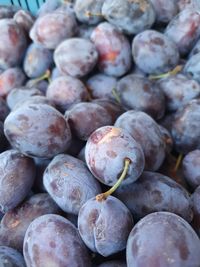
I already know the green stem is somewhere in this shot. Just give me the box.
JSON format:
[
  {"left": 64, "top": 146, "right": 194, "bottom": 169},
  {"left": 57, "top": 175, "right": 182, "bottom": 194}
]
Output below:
[
  {"left": 149, "top": 65, "right": 183, "bottom": 80},
  {"left": 112, "top": 88, "right": 121, "bottom": 104},
  {"left": 31, "top": 69, "right": 51, "bottom": 85},
  {"left": 96, "top": 158, "right": 131, "bottom": 201},
  {"left": 173, "top": 153, "right": 183, "bottom": 173}
]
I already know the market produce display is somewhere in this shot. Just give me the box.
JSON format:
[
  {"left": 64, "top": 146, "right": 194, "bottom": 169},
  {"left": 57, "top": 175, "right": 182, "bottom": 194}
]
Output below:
[{"left": 1, "top": 0, "right": 200, "bottom": 266}]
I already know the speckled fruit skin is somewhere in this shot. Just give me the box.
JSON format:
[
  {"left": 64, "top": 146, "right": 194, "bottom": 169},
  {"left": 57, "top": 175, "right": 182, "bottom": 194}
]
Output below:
[
  {"left": 30, "top": 10, "right": 77, "bottom": 49},
  {"left": 54, "top": 38, "right": 98, "bottom": 78},
  {"left": 126, "top": 212, "right": 200, "bottom": 267},
  {"left": 0, "top": 19, "right": 27, "bottom": 70},
  {"left": 91, "top": 22, "right": 131, "bottom": 77},
  {"left": 46, "top": 75, "right": 89, "bottom": 112},
  {"left": 132, "top": 30, "right": 180, "bottom": 75},
  {"left": 165, "top": 8, "right": 200, "bottom": 56},
  {"left": 0, "top": 193, "right": 61, "bottom": 252},
  {"left": 74, "top": 0, "right": 104, "bottom": 25},
  {"left": 0, "top": 149, "right": 35, "bottom": 213},
  {"left": 78, "top": 196, "right": 134, "bottom": 256},
  {"left": 43, "top": 154, "right": 101, "bottom": 214},
  {"left": 65, "top": 102, "right": 113, "bottom": 141},
  {"left": 85, "top": 126, "right": 145, "bottom": 186},
  {"left": 115, "top": 110, "right": 166, "bottom": 171},
  {"left": 23, "top": 214, "right": 92, "bottom": 267},
  {"left": 115, "top": 171, "right": 193, "bottom": 222},
  {"left": 102, "top": 0, "right": 156, "bottom": 35},
  {"left": 4, "top": 103, "right": 72, "bottom": 158},
  {"left": 115, "top": 74, "right": 165, "bottom": 120}
]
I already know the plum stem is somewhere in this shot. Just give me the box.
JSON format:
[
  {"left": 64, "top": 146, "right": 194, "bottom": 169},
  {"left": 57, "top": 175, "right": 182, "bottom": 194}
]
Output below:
[
  {"left": 173, "top": 153, "right": 183, "bottom": 172},
  {"left": 31, "top": 69, "right": 51, "bottom": 84},
  {"left": 149, "top": 65, "right": 183, "bottom": 80},
  {"left": 112, "top": 88, "right": 121, "bottom": 104},
  {"left": 96, "top": 157, "right": 131, "bottom": 201}
]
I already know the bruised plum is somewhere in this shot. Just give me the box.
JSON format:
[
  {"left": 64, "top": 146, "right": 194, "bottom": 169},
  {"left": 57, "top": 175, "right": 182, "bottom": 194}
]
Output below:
[
  {"left": 115, "top": 171, "right": 193, "bottom": 222},
  {"left": 54, "top": 38, "right": 98, "bottom": 77},
  {"left": 127, "top": 212, "right": 200, "bottom": 267},
  {"left": 102, "top": 0, "right": 156, "bottom": 35},
  {"left": 85, "top": 126, "right": 145, "bottom": 186},
  {"left": 132, "top": 29, "right": 180, "bottom": 75},
  {"left": 4, "top": 103, "right": 72, "bottom": 158},
  {"left": 43, "top": 154, "right": 101, "bottom": 214},
  {"left": 78, "top": 196, "right": 133, "bottom": 256},
  {"left": 165, "top": 8, "right": 200, "bottom": 55},
  {"left": 13, "top": 9, "right": 34, "bottom": 34},
  {"left": 0, "top": 193, "right": 60, "bottom": 251},
  {"left": 65, "top": 102, "right": 112, "bottom": 141},
  {"left": 0, "top": 149, "right": 35, "bottom": 213},
  {"left": 115, "top": 74, "right": 165, "bottom": 120},
  {"left": 46, "top": 76, "right": 89, "bottom": 112},
  {"left": 23, "top": 214, "right": 92, "bottom": 267},
  {"left": 115, "top": 111, "right": 166, "bottom": 171},
  {"left": 23, "top": 43, "right": 53, "bottom": 79},
  {"left": 74, "top": 0, "right": 104, "bottom": 25},
  {"left": 91, "top": 22, "right": 131, "bottom": 77},
  {"left": 30, "top": 10, "right": 77, "bottom": 49},
  {"left": 0, "top": 19, "right": 27, "bottom": 70},
  {"left": 0, "top": 68, "right": 26, "bottom": 97}
]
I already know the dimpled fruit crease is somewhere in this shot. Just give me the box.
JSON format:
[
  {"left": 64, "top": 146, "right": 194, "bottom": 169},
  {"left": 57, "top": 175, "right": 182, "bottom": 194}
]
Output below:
[{"left": 1, "top": 0, "right": 200, "bottom": 266}]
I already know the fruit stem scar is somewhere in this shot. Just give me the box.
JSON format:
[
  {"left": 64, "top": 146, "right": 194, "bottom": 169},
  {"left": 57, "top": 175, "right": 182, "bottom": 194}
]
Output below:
[
  {"left": 149, "top": 65, "right": 183, "bottom": 80},
  {"left": 96, "top": 157, "right": 131, "bottom": 201}
]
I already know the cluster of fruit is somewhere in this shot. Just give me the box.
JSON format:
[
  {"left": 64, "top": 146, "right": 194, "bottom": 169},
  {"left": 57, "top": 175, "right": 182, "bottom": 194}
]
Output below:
[{"left": 1, "top": 0, "right": 200, "bottom": 266}]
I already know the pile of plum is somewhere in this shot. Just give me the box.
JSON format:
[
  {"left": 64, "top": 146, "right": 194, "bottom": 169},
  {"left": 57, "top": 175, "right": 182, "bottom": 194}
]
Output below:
[{"left": 1, "top": 0, "right": 200, "bottom": 266}]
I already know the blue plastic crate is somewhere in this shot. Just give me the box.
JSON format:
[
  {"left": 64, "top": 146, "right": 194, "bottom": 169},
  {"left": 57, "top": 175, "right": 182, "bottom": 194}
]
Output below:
[{"left": 1, "top": 0, "right": 46, "bottom": 15}]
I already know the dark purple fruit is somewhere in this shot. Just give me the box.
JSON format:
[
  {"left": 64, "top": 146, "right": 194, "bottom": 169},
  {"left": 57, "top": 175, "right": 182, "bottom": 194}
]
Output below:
[
  {"left": 0, "top": 149, "right": 35, "bottom": 213},
  {"left": 4, "top": 103, "right": 72, "bottom": 158},
  {"left": 85, "top": 126, "right": 145, "bottom": 186},
  {"left": 23, "top": 214, "right": 92, "bottom": 267},
  {"left": 43, "top": 154, "right": 101, "bottom": 214},
  {"left": 127, "top": 212, "right": 200, "bottom": 267},
  {"left": 78, "top": 196, "right": 133, "bottom": 256},
  {"left": 0, "top": 193, "right": 60, "bottom": 251}
]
